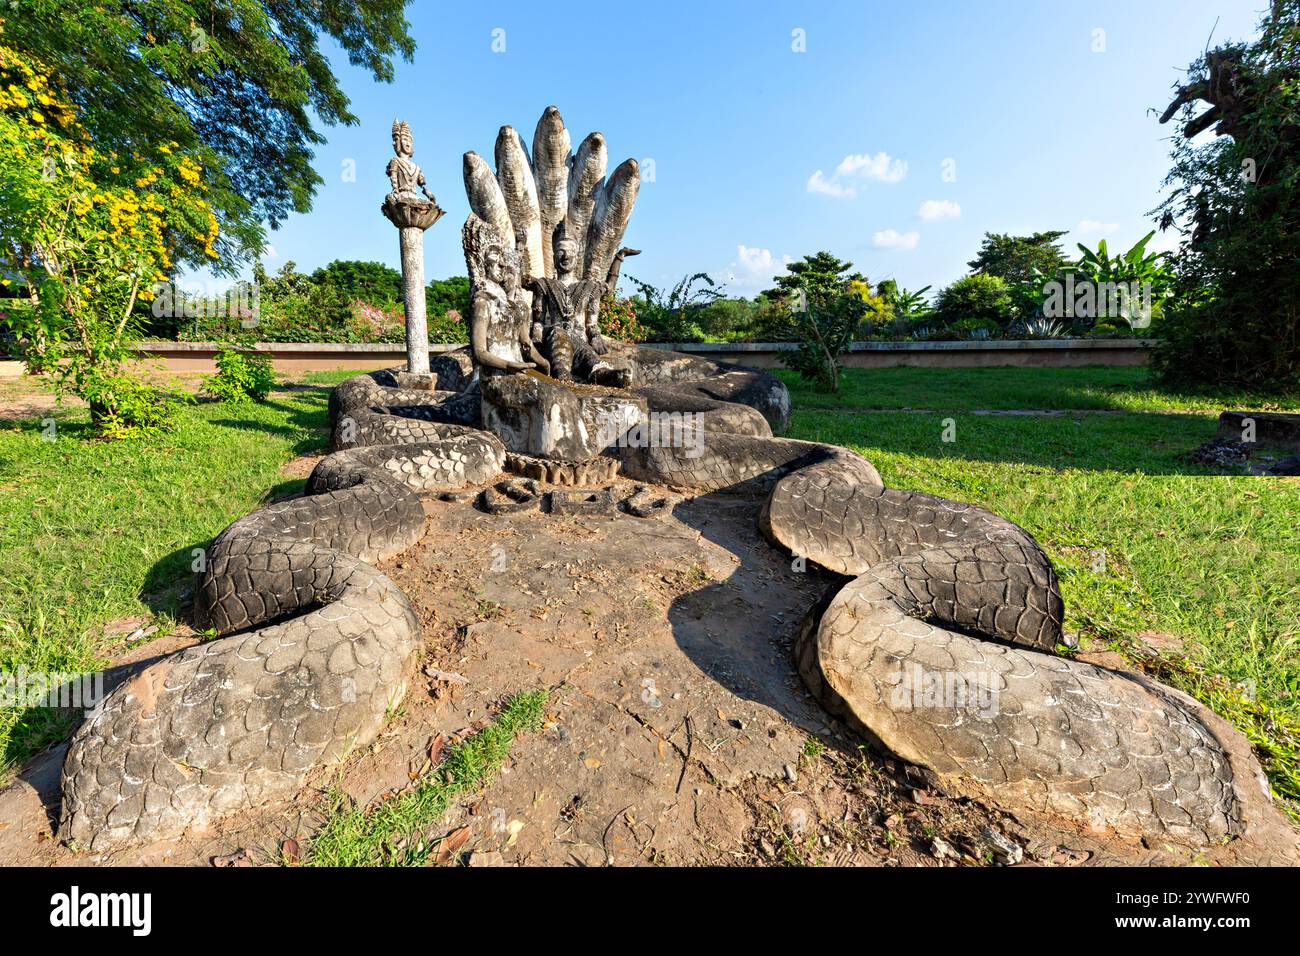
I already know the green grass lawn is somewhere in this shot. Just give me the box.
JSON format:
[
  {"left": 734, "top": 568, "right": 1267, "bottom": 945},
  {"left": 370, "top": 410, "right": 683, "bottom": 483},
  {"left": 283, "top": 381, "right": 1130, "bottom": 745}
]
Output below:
[
  {"left": 0, "top": 381, "right": 336, "bottom": 775},
  {"left": 0, "top": 364, "right": 1297, "bottom": 815},
  {"left": 774, "top": 364, "right": 1299, "bottom": 414}
]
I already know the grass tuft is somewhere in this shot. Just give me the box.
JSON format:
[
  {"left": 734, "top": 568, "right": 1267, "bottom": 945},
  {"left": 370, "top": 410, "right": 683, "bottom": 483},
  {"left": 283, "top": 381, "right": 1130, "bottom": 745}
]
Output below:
[{"left": 307, "top": 689, "right": 548, "bottom": 867}]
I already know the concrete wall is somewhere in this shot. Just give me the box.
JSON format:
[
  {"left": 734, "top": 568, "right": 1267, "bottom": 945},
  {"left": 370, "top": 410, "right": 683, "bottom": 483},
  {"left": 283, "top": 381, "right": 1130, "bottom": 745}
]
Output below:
[
  {"left": 642, "top": 339, "right": 1156, "bottom": 369},
  {"left": 1, "top": 338, "right": 1157, "bottom": 377}
]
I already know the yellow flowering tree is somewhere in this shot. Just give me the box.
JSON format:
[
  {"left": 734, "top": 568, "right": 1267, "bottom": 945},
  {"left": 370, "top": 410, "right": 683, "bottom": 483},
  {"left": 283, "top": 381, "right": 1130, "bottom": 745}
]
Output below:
[{"left": 0, "top": 44, "right": 217, "bottom": 432}]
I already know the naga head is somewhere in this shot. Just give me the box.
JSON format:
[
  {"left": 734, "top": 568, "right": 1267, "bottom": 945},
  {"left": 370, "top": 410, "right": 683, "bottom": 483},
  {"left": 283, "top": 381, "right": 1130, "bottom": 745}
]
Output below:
[{"left": 462, "top": 106, "right": 640, "bottom": 284}]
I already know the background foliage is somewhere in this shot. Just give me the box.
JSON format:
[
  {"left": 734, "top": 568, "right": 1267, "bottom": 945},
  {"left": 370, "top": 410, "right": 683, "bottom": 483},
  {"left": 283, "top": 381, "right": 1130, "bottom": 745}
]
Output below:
[{"left": 1152, "top": 1, "right": 1300, "bottom": 389}]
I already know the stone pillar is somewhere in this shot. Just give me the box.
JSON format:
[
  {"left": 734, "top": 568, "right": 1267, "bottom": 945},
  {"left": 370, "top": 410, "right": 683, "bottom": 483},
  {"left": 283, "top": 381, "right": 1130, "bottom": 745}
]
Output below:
[
  {"left": 398, "top": 224, "right": 429, "bottom": 375},
  {"left": 382, "top": 199, "right": 443, "bottom": 377}
]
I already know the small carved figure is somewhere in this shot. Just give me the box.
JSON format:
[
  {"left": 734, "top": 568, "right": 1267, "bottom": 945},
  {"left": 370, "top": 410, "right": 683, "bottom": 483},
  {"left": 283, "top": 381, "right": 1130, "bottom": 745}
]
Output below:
[
  {"left": 386, "top": 120, "right": 438, "bottom": 205},
  {"left": 463, "top": 214, "right": 545, "bottom": 375},
  {"left": 526, "top": 224, "right": 631, "bottom": 387}
]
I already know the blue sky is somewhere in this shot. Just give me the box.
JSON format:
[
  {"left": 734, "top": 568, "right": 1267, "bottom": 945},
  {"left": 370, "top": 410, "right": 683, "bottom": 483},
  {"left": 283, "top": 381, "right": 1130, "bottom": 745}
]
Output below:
[{"left": 213, "top": 0, "right": 1267, "bottom": 299}]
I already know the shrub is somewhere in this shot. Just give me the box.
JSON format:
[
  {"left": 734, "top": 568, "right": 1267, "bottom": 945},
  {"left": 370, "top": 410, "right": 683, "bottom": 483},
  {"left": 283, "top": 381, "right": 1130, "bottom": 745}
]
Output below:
[
  {"left": 204, "top": 348, "right": 276, "bottom": 403},
  {"left": 1033, "top": 233, "right": 1174, "bottom": 332},
  {"left": 80, "top": 372, "right": 189, "bottom": 440},
  {"left": 1009, "top": 317, "right": 1068, "bottom": 339},
  {"left": 934, "top": 274, "right": 1015, "bottom": 328},
  {"left": 945, "top": 317, "right": 1003, "bottom": 339},
  {"left": 627, "top": 273, "right": 723, "bottom": 342},
  {"left": 779, "top": 290, "right": 867, "bottom": 392},
  {"left": 598, "top": 297, "right": 648, "bottom": 342},
  {"left": 428, "top": 308, "right": 466, "bottom": 345}
]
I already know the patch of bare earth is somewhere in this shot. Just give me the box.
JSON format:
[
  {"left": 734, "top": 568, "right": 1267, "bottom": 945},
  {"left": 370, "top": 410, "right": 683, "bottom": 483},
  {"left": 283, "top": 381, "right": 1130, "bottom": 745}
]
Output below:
[
  {"left": 279, "top": 454, "right": 323, "bottom": 480},
  {"left": 0, "top": 478, "right": 1283, "bottom": 866},
  {"left": 0, "top": 378, "right": 74, "bottom": 423}
]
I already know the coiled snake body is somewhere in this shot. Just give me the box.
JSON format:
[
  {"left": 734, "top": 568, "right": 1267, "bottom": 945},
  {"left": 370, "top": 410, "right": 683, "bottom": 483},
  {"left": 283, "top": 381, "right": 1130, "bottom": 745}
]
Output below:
[{"left": 60, "top": 347, "right": 1289, "bottom": 854}]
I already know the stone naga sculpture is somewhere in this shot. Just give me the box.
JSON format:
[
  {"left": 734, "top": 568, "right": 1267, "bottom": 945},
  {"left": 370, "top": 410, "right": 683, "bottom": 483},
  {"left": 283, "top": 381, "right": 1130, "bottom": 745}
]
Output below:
[
  {"left": 462, "top": 106, "right": 639, "bottom": 383},
  {"left": 55, "top": 105, "right": 1299, "bottom": 861}
]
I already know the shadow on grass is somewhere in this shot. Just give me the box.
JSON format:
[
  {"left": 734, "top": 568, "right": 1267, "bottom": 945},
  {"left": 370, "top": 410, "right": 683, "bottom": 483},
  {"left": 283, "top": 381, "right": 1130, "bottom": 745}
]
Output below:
[{"left": 209, "top": 394, "right": 331, "bottom": 457}]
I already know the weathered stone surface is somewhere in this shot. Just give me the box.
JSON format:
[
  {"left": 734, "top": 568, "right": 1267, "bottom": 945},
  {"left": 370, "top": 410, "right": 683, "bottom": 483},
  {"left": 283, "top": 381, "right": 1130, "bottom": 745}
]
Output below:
[
  {"left": 392, "top": 371, "right": 436, "bottom": 391},
  {"left": 462, "top": 214, "right": 539, "bottom": 375},
  {"left": 59, "top": 378, "right": 504, "bottom": 850},
  {"left": 616, "top": 355, "right": 1295, "bottom": 849},
  {"left": 481, "top": 371, "right": 647, "bottom": 461},
  {"left": 504, "top": 451, "right": 619, "bottom": 486},
  {"left": 1217, "top": 411, "right": 1300, "bottom": 450},
  {"left": 480, "top": 478, "right": 543, "bottom": 515},
  {"left": 623, "top": 485, "right": 681, "bottom": 518},
  {"left": 548, "top": 487, "right": 617, "bottom": 516}
]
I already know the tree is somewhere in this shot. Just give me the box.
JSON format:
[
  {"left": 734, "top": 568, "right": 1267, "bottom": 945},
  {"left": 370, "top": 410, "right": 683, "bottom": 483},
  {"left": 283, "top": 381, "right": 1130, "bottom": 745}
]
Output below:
[
  {"left": 0, "top": 43, "right": 214, "bottom": 434},
  {"left": 759, "top": 251, "right": 877, "bottom": 342},
  {"left": 763, "top": 251, "right": 865, "bottom": 308},
  {"left": 934, "top": 274, "right": 1015, "bottom": 328},
  {"left": 4, "top": 1, "right": 415, "bottom": 266},
  {"left": 312, "top": 260, "right": 403, "bottom": 304},
  {"left": 780, "top": 287, "right": 866, "bottom": 393},
  {"left": 1152, "top": 1, "right": 1300, "bottom": 388},
  {"left": 967, "top": 231, "right": 1069, "bottom": 287},
  {"left": 760, "top": 253, "right": 877, "bottom": 390}
]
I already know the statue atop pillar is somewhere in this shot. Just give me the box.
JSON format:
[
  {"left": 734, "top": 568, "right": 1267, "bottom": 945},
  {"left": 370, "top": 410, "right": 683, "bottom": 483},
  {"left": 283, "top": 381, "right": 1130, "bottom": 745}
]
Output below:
[
  {"left": 382, "top": 120, "right": 444, "bottom": 227},
  {"left": 382, "top": 120, "right": 445, "bottom": 378}
]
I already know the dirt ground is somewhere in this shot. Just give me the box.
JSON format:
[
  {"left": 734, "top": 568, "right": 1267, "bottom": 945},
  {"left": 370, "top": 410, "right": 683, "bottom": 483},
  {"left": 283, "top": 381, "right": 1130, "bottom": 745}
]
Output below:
[{"left": 0, "top": 469, "right": 1283, "bottom": 867}]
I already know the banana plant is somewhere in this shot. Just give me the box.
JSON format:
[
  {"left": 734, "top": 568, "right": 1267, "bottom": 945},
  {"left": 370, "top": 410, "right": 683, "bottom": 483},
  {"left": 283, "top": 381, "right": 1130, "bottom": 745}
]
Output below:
[
  {"left": 1074, "top": 231, "right": 1174, "bottom": 288},
  {"left": 1073, "top": 231, "right": 1175, "bottom": 327},
  {"left": 895, "top": 284, "right": 933, "bottom": 321}
]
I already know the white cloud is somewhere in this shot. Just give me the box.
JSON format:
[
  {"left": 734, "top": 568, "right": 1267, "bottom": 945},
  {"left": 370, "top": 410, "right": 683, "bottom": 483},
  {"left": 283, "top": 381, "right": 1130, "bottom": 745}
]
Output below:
[
  {"left": 727, "top": 244, "right": 793, "bottom": 288},
  {"left": 917, "top": 199, "right": 961, "bottom": 221},
  {"left": 806, "top": 170, "right": 856, "bottom": 199},
  {"left": 835, "top": 152, "right": 909, "bottom": 183},
  {"left": 807, "top": 151, "right": 908, "bottom": 198},
  {"left": 1077, "top": 219, "right": 1119, "bottom": 235},
  {"left": 872, "top": 229, "right": 920, "bottom": 251}
]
